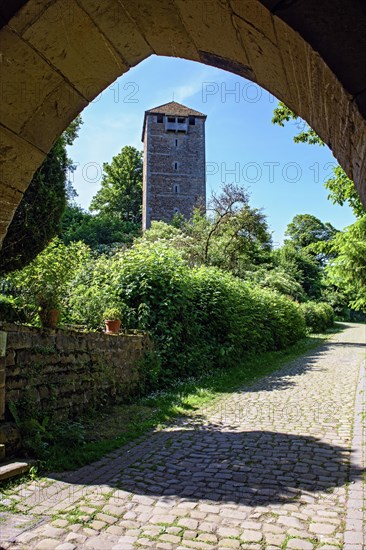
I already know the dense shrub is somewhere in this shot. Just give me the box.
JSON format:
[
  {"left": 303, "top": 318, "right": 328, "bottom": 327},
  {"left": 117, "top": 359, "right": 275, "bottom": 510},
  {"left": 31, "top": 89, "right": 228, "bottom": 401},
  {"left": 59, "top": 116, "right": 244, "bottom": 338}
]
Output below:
[
  {"left": 67, "top": 252, "right": 122, "bottom": 329},
  {"left": 300, "top": 301, "right": 335, "bottom": 333},
  {"left": 320, "top": 283, "right": 350, "bottom": 320},
  {"left": 68, "top": 241, "right": 307, "bottom": 387},
  {"left": 0, "top": 295, "right": 25, "bottom": 323},
  {"left": 114, "top": 242, "right": 198, "bottom": 383},
  {"left": 6, "top": 239, "right": 89, "bottom": 325},
  {"left": 188, "top": 268, "right": 306, "bottom": 370},
  {"left": 246, "top": 286, "right": 306, "bottom": 350},
  {"left": 253, "top": 267, "right": 306, "bottom": 302}
]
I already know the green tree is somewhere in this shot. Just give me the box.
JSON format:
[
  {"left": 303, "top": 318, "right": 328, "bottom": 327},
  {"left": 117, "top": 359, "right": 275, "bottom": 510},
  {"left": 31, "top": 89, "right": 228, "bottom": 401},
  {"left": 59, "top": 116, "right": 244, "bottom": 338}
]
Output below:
[
  {"left": 186, "top": 184, "right": 272, "bottom": 275},
  {"left": 0, "top": 117, "right": 82, "bottom": 274},
  {"left": 324, "top": 165, "right": 365, "bottom": 219},
  {"left": 285, "top": 214, "right": 337, "bottom": 250},
  {"left": 274, "top": 243, "right": 323, "bottom": 299},
  {"left": 326, "top": 216, "right": 366, "bottom": 311},
  {"left": 60, "top": 204, "right": 139, "bottom": 248},
  {"left": 205, "top": 205, "right": 271, "bottom": 275},
  {"left": 90, "top": 145, "right": 143, "bottom": 224},
  {"left": 272, "top": 102, "right": 365, "bottom": 218},
  {"left": 284, "top": 214, "right": 338, "bottom": 266},
  {"left": 272, "top": 102, "right": 323, "bottom": 146},
  {"left": 138, "top": 185, "right": 272, "bottom": 276}
]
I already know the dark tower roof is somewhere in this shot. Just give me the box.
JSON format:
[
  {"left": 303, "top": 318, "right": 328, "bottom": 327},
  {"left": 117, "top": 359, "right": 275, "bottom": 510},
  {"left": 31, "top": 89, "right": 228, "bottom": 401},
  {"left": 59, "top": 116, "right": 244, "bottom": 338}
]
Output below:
[
  {"left": 142, "top": 101, "right": 206, "bottom": 141},
  {"left": 146, "top": 101, "right": 206, "bottom": 117}
]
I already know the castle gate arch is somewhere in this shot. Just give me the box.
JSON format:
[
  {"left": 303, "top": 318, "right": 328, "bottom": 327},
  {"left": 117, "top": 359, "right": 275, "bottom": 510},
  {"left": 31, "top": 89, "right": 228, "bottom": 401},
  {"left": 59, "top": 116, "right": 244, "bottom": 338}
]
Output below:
[{"left": 1, "top": 0, "right": 366, "bottom": 245}]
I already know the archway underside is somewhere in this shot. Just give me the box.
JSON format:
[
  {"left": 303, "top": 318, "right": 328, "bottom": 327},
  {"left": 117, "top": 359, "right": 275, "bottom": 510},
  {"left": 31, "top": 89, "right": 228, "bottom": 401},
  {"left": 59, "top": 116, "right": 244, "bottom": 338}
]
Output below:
[{"left": 1, "top": 0, "right": 366, "bottom": 245}]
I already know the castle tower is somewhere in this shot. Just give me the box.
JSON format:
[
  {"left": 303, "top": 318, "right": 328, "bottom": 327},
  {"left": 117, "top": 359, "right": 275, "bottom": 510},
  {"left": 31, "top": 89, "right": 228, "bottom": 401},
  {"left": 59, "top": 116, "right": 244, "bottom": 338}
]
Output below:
[{"left": 142, "top": 101, "right": 206, "bottom": 230}]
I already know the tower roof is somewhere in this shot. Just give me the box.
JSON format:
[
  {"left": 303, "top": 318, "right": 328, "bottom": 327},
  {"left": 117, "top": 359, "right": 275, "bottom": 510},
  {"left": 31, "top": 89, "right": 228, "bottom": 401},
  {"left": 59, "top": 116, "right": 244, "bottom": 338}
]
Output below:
[
  {"left": 142, "top": 101, "right": 206, "bottom": 140},
  {"left": 146, "top": 101, "right": 206, "bottom": 117}
]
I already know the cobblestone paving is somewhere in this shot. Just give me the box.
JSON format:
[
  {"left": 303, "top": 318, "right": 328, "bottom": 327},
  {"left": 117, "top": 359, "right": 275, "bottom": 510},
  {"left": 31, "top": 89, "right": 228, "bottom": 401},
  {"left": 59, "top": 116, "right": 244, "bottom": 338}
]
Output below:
[{"left": 1, "top": 323, "right": 365, "bottom": 550}]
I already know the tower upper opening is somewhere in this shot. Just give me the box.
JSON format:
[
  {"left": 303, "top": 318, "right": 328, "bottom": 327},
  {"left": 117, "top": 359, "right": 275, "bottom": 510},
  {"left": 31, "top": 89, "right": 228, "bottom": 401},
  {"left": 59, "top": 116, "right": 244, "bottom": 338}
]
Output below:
[{"left": 142, "top": 101, "right": 206, "bottom": 141}]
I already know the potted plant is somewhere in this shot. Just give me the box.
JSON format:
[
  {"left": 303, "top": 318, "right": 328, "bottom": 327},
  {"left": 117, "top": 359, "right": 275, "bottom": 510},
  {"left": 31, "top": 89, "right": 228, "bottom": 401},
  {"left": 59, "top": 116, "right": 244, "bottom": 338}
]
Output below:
[
  {"left": 38, "top": 296, "right": 60, "bottom": 329},
  {"left": 103, "top": 307, "right": 122, "bottom": 334},
  {"left": 7, "top": 239, "right": 88, "bottom": 329}
]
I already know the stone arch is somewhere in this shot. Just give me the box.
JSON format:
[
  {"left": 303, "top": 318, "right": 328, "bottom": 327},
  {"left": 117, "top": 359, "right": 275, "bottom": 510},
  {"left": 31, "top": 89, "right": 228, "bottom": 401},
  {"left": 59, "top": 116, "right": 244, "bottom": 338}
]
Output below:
[{"left": 1, "top": 0, "right": 366, "bottom": 244}]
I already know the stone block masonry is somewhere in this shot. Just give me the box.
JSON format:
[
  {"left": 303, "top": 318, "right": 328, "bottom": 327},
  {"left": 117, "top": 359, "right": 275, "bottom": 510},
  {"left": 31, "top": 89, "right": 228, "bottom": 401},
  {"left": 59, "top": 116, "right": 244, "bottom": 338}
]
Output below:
[
  {"left": 0, "top": 331, "right": 7, "bottom": 421},
  {"left": 1, "top": 323, "right": 152, "bottom": 423}
]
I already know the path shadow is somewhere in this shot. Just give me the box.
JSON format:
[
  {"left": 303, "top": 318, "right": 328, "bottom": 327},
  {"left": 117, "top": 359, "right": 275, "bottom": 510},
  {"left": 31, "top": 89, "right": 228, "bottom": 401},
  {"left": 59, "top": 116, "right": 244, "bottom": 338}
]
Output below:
[
  {"left": 232, "top": 336, "right": 364, "bottom": 394},
  {"left": 55, "top": 426, "right": 364, "bottom": 507},
  {"left": 325, "top": 341, "right": 366, "bottom": 348},
  {"left": 231, "top": 344, "right": 330, "bottom": 394},
  {"left": 46, "top": 323, "right": 364, "bottom": 507}
]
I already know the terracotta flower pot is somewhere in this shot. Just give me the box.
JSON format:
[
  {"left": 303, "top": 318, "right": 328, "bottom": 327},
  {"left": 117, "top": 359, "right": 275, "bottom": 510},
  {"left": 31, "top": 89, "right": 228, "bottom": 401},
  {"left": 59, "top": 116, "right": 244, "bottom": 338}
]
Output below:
[
  {"left": 40, "top": 308, "right": 59, "bottom": 329},
  {"left": 105, "top": 319, "right": 121, "bottom": 334}
]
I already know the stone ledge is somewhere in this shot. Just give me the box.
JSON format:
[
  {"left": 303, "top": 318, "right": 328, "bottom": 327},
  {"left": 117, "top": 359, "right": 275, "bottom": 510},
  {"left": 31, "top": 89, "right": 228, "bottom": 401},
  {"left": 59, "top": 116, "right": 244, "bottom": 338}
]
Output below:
[{"left": 0, "top": 459, "right": 34, "bottom": 481}]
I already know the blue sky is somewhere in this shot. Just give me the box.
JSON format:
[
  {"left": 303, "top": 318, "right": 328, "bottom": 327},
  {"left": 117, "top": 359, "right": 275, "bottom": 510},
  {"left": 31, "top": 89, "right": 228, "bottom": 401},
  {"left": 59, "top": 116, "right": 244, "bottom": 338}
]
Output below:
[{"left": 67, "top": 55, "right": 355, "bottom": 245}]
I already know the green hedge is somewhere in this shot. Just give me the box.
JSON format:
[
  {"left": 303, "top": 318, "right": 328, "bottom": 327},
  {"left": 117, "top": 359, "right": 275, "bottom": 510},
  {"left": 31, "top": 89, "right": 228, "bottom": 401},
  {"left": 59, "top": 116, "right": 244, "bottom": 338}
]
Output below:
[
  {"left": 68, "top": 241, "right": 306, "bottom": 387},
  {"left": 300, "top": 301, "right": 335, "bottom": 333}
]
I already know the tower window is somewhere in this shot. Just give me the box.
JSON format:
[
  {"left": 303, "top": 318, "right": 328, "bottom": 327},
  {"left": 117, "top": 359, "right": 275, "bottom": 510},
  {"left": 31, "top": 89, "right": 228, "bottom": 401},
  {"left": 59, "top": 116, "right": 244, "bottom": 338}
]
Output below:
[
  {"left": 168, "top": 116, "right": 175, "bottom": 123},
  {"left": 174, "top": 184, "right": 179, "bottom": 194},
  {"left": 175, "top": 139, "right": 178, "bottom": 147},
  {"left": 177, "top": 117, "right": 186, "bottom": 124},
  {"left": 157, "top": 114, "right": 163, "bottom": 123},
  {"left": 174, "top": 162, "right": 178, "bottom": 170},
  {"left": 174, "top": 207, "right": 179, "bottom": 214},
  {"left": 189, "top": 116, "right": 195, "bottom": 125}
]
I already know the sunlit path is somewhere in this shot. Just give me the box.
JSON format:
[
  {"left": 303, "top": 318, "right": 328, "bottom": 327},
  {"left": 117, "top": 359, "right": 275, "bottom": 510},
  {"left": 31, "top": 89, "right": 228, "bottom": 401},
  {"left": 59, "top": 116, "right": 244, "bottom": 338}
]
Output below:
[{"left": 1, "top": 323, "right": 365, "bottom": 549}]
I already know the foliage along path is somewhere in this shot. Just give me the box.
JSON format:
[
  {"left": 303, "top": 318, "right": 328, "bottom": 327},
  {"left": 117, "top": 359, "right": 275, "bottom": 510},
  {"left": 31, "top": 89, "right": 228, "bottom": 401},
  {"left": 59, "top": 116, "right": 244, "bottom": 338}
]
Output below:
[{"left": 1, "top": 323, "right": 365, "bottom": 550}]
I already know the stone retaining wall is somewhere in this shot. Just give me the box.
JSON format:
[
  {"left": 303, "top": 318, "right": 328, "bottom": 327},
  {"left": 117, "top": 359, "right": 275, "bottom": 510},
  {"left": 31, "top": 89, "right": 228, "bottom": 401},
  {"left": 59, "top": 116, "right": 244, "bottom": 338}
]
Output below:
[{"left": 0, "top": 323, "right": 151, "bottom": 423}]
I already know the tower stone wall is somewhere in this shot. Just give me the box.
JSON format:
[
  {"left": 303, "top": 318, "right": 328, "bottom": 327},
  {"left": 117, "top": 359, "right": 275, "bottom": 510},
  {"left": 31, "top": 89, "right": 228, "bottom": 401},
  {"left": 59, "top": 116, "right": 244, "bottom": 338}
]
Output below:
[{"left": 142, "top": 102, "right": 206, "bottom": 230}]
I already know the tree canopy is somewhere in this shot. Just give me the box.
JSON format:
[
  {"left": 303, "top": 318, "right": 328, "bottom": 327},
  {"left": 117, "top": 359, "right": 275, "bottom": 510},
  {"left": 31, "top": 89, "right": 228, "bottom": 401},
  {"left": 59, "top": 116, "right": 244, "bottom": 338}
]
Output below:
[
  {"left": 326, "top": 216, "right": 366, "bottom": 311},
  {"left": 324, "top": 165, "right": 365, "bottom": 219},
  {"left": 272, "top": 101, "right": 366, "bottom": 313},
  {"left": 272, "top": 102, "right": 365, "bottom": 218},
  {"left": 0, "top": 117, "right": 82, "bottom": 274},
  {"left": 191, "top": 184, "right": 272, "bottom": 275},
  {"left": 272, "top": 102, "right": 324, "bottom": 146},
  {"left": 60, "top": 204, "right": 139, "bottom": 248},
  {"left": 285, "top": 214, "right": 338, "bottom": 250},
  {"left": 60, "top": 144, "right": 143, "bottom": 248},
  {"left": 139, "top": 184, "right": 272, "bottom": 277},
  {"left": 90, "top": 145, "right": 143, "bottom": 224},
  {"left": 273, "top": 242, "right": 323, "bottom": 300}
]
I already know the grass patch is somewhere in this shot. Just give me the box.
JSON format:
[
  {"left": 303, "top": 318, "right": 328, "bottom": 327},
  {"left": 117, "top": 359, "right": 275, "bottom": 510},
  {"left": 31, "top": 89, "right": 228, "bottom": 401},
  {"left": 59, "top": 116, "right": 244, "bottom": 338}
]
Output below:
[{"left": 29, "top": 327, "right": 340, "bottom": 473}]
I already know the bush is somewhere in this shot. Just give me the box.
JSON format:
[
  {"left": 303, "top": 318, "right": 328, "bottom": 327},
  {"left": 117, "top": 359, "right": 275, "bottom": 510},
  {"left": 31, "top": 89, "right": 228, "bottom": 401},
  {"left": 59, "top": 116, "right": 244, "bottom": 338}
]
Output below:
[
  {"left": 0, "top": 295, "right": 25, "bottom": 323},
  {"left": 115, "top": 242, "right": 197, "bottom": 383},
  {"left": 6, "top": 239, "right": 89, "bottom": 325},
  {"left": 67, "top": 253, "right": 113, "bottom": 329},
  {"left": 188, "top": 268, "right": 306, "bottom": 370},
  {"left": 300, "top": 301, "right": 335, "bottom": 333},
  {"left": 253, "top": 267, "right": 306, "bottom": 302},
  {"left": 246, "top": 285, "right": 306, "bottom": 351},
  {"left": 68, "top": 241, "right": 307, "bottom": 388}
]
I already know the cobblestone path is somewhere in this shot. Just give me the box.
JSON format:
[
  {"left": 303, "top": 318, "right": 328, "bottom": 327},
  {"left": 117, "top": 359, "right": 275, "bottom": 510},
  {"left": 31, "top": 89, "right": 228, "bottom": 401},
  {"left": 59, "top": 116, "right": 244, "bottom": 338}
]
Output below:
[{"left": 1, "top": 323, "right": 365, "bottom": 550}]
